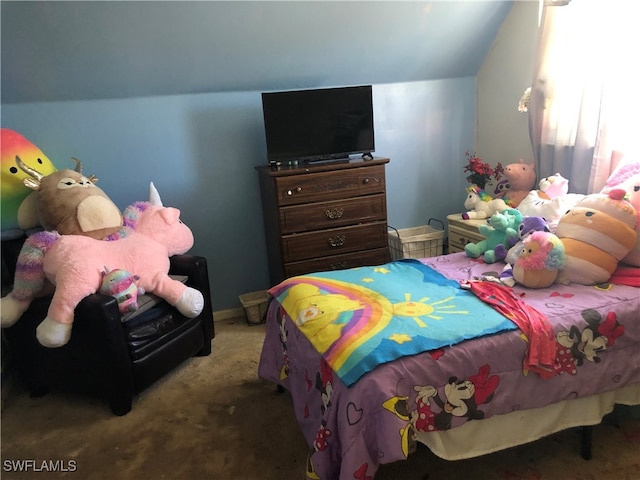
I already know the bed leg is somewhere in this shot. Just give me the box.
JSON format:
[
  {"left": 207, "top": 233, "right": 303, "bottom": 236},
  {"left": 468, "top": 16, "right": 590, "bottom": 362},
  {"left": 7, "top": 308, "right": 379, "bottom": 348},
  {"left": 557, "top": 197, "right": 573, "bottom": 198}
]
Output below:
[{"left": 580, "top": 426, "right": 593, "bottom": 460}]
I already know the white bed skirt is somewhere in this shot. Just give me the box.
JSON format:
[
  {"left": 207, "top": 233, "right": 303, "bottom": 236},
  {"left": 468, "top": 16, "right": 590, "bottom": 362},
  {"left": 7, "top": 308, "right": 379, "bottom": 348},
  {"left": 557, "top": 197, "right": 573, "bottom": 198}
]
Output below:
[{"left": 415, "top": 383, "right": 640, "bottom": 461}]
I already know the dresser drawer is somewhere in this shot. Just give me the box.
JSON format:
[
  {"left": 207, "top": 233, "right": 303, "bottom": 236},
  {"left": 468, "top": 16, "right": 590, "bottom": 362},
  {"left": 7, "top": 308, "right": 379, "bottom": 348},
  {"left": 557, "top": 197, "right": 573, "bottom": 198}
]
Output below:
[
  {"left": 448, "top": 224, "right": 486, "bottom": 252},
  {"left": 279, "top": 194, "right": 387, "bottom": 234},
  {"left": 275, "top": 165, "right": 386, "bottom": 206},
  {"left": 284, "top": 247, "right": 390, "bottom": 278},
  {"left": 281, "top": 221, "right": 388, "bottom": 262},
  {"left": 257, "top": 158, "right": 390, "bottom": 284}
]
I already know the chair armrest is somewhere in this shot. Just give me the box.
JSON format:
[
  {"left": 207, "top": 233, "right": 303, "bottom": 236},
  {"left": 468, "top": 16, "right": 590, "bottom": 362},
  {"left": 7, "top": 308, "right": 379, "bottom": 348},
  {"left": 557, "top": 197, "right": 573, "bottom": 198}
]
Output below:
[
  {"left": 72, "top": 293, "right": 135, "bottom": 397},
  {"left": 74, "top": 293, "right": 122, "bottom": 332},
  {"left": 73, "top": 293, "right": 131, "bottom": 356},
  {"left": 170, "top": 254, "right": 204, "bottom": 277},
  {"left": 169, "top": 255, "right": 210, "bottom": 291},
  {"left": 169, "top": 254, "right": 214, "bottom": 342}
]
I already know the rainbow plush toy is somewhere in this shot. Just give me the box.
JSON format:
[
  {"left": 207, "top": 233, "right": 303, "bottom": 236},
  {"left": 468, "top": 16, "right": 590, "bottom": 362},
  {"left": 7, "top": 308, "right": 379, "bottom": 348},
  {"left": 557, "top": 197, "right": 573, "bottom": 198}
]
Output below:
[
  {"left": 513, "top": 231, "right": 566, "bottom": 289},
  {"left": 99, "top": 267, "right": 144, "bottom": 314},
  {"left": 556, "top": 189, "right": 637, "bottom": 285},
  {"left": 1, "top": 129, "right": 58, "bottom": 239}
]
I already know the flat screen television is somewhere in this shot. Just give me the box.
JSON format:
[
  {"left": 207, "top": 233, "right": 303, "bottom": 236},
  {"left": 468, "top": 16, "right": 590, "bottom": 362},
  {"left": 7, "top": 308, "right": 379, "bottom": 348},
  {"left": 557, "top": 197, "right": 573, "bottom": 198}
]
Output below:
[{"left": 261, "top": 85, "right": 375, "bottom": 165}]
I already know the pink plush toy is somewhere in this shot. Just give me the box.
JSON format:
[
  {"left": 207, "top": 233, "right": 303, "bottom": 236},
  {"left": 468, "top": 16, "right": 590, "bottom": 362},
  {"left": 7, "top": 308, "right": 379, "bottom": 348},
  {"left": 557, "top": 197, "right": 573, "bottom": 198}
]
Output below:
[
  {"left": 0, "top": 183, "right": 205, "bottom": 347},
  {"left": 601, "top": 160, "right": 640, "bottom": 267},
  {"left": 495, "top": 160, "right": 536, "bottom": 208},
  {"left": 538, "top": 173, "right": 568, "bottom": 199}
]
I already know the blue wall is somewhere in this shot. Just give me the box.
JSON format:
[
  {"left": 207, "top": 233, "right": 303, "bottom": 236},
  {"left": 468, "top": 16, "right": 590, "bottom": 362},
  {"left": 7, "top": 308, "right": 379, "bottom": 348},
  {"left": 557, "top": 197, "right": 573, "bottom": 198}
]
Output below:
[{"left": 1, "top": 78, "right": 475, "bottom": 311}]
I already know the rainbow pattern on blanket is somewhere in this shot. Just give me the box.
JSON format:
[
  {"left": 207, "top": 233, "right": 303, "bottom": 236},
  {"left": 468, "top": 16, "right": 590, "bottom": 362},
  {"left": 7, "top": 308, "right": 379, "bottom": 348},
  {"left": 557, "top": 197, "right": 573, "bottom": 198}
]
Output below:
[{"left": 269, "top": 259, "right": 517, "bottom": 387}]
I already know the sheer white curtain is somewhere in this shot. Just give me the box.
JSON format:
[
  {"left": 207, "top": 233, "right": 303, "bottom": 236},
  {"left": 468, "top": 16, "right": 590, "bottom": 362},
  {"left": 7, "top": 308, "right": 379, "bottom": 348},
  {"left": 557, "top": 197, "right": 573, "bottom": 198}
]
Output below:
[{"left": 528, "top": 0, "right": 637, "bottom": 194}]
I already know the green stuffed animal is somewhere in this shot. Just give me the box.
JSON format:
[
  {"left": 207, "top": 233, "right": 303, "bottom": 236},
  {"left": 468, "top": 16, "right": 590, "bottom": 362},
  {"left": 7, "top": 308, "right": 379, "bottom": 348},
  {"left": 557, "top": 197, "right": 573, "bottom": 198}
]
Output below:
[{"left": 464, "top": 208, "right": 522, "bottom": 263}]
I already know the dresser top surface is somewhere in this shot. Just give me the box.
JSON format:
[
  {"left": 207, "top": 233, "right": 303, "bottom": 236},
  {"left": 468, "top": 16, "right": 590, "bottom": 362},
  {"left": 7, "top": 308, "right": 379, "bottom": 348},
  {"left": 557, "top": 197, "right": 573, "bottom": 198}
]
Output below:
[
  {"left": 256, "top": 157, "right": 389, "bottom": 177},
  {"left": 447, "top": 214, "right": 489, "bottom": 229}
]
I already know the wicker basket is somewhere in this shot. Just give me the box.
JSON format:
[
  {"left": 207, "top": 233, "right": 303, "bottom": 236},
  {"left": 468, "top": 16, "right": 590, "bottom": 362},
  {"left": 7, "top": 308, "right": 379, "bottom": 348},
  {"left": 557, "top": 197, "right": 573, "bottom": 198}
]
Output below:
[
  {"left": 239, "top": 290, "right": 270, "bottom": 325},
  {"left": 388, "top": 218, "right": 445, "bottom": 260}
]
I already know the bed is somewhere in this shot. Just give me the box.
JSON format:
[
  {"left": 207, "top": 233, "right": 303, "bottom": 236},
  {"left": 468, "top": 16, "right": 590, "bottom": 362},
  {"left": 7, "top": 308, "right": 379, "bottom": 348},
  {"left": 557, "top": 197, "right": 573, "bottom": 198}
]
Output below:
[{"left": 258, "top": 252, "right": 640, "bottom": 480}]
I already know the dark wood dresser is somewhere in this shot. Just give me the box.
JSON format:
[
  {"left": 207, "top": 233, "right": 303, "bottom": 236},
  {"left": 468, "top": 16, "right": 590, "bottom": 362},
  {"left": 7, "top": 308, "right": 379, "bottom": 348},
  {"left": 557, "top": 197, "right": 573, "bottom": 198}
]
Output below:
[{"left": 256, "top": 157, "right": 391, "bottom": 285}]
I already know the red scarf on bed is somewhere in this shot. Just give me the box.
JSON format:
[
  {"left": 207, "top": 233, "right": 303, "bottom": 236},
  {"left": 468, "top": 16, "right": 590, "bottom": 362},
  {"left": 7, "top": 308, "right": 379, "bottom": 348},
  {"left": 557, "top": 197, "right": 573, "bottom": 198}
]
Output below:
[
  {"left": 462, "top": 281, "right": 558, "bottom": 379},
  {"left": 609, "top": 265, "right": 640, "bottom": 287}
]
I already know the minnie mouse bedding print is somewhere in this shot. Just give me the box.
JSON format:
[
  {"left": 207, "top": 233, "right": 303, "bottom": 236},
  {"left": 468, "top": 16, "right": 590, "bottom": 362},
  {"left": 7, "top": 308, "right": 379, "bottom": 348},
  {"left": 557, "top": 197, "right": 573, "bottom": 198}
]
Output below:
[{"left": 258, "top": 252, "right": 640, "bottom": 480}]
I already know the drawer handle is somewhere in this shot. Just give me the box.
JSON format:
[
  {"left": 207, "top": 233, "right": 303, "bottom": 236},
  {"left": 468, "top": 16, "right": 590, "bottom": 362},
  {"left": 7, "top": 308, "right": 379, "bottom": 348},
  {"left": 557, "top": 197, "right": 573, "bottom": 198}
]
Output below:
[
  {"left": 329, "top": 261, "right": 349, "bottom": 270},
  {"left": 286, "top": 187, "right": 302, "bottom": 196},
  {"left": 325, "top": 208, "right": 344, "bottom": 219},
  {"left": 362, "top": 176, "right": 379, "bottom": 185},
  {"left": 328, "top": 235, "right": 346, "bottom": 247}
]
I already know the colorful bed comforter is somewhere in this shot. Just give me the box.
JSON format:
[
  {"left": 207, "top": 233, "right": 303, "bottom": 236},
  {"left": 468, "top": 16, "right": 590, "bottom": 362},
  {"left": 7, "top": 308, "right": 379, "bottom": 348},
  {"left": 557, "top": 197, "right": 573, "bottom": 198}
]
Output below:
[
  {"left": 258, "top": 253, "right": 640, "bottom": 480},
  {"left": 268, "top": 259, "right": 518, "bottom": 387}
]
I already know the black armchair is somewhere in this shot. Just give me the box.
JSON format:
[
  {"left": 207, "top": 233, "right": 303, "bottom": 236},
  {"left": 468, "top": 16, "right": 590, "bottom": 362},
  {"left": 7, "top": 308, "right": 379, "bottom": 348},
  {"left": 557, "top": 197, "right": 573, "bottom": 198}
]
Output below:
[{"left": 1, "top": 235, "right": 214, "bottom": 416}]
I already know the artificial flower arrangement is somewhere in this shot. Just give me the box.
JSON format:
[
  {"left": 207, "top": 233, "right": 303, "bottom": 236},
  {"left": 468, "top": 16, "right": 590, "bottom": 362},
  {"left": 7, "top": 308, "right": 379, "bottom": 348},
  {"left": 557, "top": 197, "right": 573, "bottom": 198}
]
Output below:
[
  {"left": 463, "top": 151, "right": 504, "bottom": 190},
  {"left": 518, "top": 87, "right": 531, "bottom": 113}
]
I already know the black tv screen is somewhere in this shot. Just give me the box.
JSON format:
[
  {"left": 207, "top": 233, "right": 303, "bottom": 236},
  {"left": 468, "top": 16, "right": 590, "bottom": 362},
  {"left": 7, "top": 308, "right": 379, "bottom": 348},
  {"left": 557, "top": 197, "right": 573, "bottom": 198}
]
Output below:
[{"left": 261, "top": 85, "right": 375, "bottom": 164}]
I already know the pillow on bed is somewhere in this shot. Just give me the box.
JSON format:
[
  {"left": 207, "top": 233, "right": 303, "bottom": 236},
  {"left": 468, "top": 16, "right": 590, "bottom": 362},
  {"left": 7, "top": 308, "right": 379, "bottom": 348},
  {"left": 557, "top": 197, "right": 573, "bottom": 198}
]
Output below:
[
  {"left": 556, "top": 189, "right": 637, "bottom": 285},
  {"left": 601, "top": 159, "right": 640, "bottom": 266}
]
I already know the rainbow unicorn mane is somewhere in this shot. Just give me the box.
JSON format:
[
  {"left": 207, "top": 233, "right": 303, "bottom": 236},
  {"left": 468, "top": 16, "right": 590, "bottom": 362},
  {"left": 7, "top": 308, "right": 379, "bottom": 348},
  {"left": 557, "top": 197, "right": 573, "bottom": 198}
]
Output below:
[
  {"left": 466, "top": 185, "right": 493, "bottom": 202},
  {"left": 104, "top": 201, "right": 152, "bottom": 241}
]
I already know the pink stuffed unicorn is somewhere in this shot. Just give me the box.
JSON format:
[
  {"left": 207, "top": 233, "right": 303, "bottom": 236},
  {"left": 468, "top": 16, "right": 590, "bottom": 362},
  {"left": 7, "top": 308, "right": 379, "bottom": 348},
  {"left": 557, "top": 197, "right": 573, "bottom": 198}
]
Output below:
[{"left": 0, "top": 183, "right": 204, "bottom": 347}]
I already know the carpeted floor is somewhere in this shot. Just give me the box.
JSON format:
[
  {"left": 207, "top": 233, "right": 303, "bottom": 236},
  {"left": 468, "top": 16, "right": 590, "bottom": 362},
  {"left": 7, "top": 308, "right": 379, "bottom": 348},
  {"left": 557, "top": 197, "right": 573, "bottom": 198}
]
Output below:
[{"left": 1, "top": 316, "right": 639, "bottom": 480}]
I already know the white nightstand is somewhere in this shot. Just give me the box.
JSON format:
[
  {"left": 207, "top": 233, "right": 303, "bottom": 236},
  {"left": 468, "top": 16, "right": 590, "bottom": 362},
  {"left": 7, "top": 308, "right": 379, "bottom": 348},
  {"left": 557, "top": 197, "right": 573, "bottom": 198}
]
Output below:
[{"left": 447, "top": 214, "right": 488, "bottom": 253}]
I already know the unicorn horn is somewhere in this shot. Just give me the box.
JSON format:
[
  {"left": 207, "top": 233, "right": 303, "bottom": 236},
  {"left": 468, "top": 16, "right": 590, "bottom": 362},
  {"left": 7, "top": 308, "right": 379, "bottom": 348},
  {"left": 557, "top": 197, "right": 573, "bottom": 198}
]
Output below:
[{"left": 149, "top": 182, "right": 163, "bottom": 206}]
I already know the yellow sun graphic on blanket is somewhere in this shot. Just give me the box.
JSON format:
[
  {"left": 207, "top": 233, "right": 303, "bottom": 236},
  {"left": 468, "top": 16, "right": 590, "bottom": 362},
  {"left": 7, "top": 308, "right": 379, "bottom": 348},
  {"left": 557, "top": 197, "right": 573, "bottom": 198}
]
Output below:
[{"left": 393, "top": 293, "right": 468, "bottom": 328}]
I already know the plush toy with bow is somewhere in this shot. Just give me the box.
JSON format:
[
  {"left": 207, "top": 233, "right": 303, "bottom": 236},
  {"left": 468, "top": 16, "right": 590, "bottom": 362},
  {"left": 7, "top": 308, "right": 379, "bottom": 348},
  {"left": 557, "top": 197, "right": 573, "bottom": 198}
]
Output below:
[{"left": 1, "top": 184, "right": 204, "bottom": 347}]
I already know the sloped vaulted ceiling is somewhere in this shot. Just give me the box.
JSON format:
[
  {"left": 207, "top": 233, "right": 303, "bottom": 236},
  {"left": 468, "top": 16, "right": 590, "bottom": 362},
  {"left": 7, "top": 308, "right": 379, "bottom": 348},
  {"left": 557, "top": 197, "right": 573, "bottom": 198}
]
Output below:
[{"left": 1, "top": 1, "right": 513, "bottom": 104}]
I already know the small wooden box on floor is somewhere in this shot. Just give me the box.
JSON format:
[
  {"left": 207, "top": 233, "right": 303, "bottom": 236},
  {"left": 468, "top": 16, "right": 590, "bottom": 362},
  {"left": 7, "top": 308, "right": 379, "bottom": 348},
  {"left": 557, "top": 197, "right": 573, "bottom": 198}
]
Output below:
[
  {"left": 447, "top": 214, "right": 487, "bottom": 253},
  {"left": 257, "top": 157, "right": 391, "bottom": 284}
]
